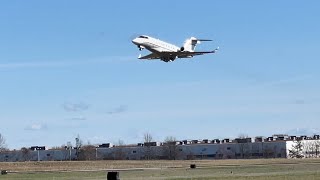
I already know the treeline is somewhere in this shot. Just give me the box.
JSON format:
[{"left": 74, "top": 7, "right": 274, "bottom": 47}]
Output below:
[{"left": 289, "top": 140, "right": 320, "bottom": 158}]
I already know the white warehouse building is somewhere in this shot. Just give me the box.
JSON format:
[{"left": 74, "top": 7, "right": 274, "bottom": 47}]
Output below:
[{"left": 0, "top": 134, "right": 319, "bottom": 162}]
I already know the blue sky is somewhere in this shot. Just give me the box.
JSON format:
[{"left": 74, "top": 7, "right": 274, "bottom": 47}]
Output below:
[{"left": 0, "top": 1, "right": 320, "bottom": 149}]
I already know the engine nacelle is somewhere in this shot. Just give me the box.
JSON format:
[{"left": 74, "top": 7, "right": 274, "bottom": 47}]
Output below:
[
  {"left": 161, "top": 56, "right": 176, "bottom": 62},
  {"left": 138, "top": 45, "right": 145, "bottom": 51},
  {"left": 180, "top": 47, "right": 185, "bottom": 51}
]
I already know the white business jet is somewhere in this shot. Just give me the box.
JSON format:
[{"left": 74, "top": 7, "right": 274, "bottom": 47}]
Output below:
[{"left": 132, "top": 35, "right": 219, "bottom": 62}]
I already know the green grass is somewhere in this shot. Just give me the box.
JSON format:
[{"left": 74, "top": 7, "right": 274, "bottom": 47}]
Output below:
[
  {"left": 1, "top": 159, "right": 320, "bottom": 179},
  {"left": 1, "top": 171, "right": 106, "bottom": 180}
]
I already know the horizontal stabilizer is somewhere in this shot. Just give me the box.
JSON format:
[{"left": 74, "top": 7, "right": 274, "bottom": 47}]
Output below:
[{"left": 197, "top": 39, "right": 213, "bottom": 42}]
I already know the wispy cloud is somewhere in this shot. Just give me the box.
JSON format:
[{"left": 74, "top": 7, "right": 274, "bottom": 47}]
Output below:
[
  {"left": 68, "top": 116, "right": 87, "bottom": 121},
  {"left": 0, "top": 56, "right": 134, "bottom": 69},
  {"left": 293, "top": 99, "right": 306, "bottom": 105},
  {"left": 286, "top": 128, "right": 320, "bottom": 136},
  {"left": 87, "top": 136, "right": 108, "bottom": 144},
  {"left": 0, "top": 61, "right": 66, "bottom": 69},
  {"left": 24, "top": 123, "right": 48, "bottom": 131},
  {"left": 251, "top": 74, "right": 314, "bottom": 88},
  {"left": 63, "top": 102, "right": 89, "bottom": 112},
  {"left": 121, "top": 103, "right": 320, "bottom": 120},
  {"left": 107, "top": 105, "right": 128, "bottom": 115}
]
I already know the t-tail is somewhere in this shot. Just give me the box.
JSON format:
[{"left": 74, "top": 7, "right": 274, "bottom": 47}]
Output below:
[{"left": 183, "top": 37, "right": 212, "bottom": 52}]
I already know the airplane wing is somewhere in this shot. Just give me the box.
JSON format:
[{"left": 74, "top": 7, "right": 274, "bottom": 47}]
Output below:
[
  {"left": 138, "top": 53, "right": 161, "bottom": 60},
  {"left": 160, "top": 47, "right": 219, "bottom": 58},
  {"left": 138, "top": 47, "right": 219, "bottom": 60},
  {"left": 178, "top": 50, "right": 217, "bottom": 56},
  {"left": 180, "top": 47, "right": 219, "bottom": 56}
]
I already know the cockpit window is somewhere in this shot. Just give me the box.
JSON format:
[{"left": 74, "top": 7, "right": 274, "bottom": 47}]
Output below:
[{"left": 139, "top": 35, "right": 148, "bottom": 39}]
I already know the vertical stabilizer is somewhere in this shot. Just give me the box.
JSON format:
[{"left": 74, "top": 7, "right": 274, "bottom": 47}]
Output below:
[{"left": 183, "top": 37, "right": 198, "bottom": 52}]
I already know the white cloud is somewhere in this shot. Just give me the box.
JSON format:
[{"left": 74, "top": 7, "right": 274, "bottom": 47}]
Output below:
[
  {"left": 107, "top": 105, "right": 128, "bottom": 115},
  {"left": 63, "top": 102, "right": 89, "bottom": 112},
  {"left": 119, "top": 103, "right": 320, "bottom": 120},
  {"left": 251, "top": 74, "right": 314, "bottom": 88},
  {"left": 24, "top": 123, "right": 48, "bottom": 131},
  {"left": 69, "top": 116, "right": 87, "bottom": 121},
  {"left": 286, "top": 128, "right": 320, "bottom": 136}
]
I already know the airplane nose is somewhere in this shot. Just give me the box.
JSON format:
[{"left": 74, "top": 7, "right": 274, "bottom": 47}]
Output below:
[{"left": 132, "top": 38, "right": 138, "bottom": 45}]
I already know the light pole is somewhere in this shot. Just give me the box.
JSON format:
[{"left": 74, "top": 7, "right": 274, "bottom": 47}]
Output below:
[
  {"left": 69, "top": 147, "right": 72, "bottom": 161},
  {"left": 96, "top": 148, "right": 98, "bottom": 160},
  {"left": 37, "top": 149, "right": 40, "bottom": 161}
]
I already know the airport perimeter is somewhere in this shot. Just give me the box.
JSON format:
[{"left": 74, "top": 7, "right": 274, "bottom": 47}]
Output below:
[{"left": 1, "top": 159, "right": 320, "bottom": 179}]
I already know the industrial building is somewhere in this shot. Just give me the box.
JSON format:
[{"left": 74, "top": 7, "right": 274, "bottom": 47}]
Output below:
[{"left": 0, "top": 134, "right": 319, "bottom": 162}]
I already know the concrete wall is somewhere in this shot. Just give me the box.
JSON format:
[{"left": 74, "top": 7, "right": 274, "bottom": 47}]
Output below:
[
  {"left": 1, "top": 139, "right": 320, "bottom": 162},
  {"left": 0, "top": 149, "right": 78, "bottom": 162}
]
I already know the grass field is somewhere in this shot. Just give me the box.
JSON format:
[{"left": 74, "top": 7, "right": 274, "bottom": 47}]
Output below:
[{"left": 1, "top": 159, "right": 320, "bottom": 179}]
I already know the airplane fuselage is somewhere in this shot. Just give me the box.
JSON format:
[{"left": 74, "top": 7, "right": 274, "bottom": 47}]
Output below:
[
  {"left": 132, "top": 36, "right": 180, "bottom": 52},
  {"left": 132, "top": 35, "right": 218, "bottom": 62}
]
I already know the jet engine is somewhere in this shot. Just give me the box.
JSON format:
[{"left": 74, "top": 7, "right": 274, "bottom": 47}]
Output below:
[
  {"left": 180, "top": 47, "right": 185, "bottom": 51},
  {"left": 161, "top": 56, "right": 176, "bottom": 62},
  {"left": 138, "top": 45, "right": 145, "bottom": 51}
]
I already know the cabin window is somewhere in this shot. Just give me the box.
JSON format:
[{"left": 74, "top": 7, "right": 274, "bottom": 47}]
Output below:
[{"left": 139, "top": 36, "right": 148, "bottom": 39}]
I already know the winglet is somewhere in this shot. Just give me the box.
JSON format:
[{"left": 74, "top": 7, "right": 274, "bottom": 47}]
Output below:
[
  {"left": 138, "top": 54, "right": 142, "bottom": 59},
  {"left": 212, "top": 47, "right": 219, "bottom": 53}
]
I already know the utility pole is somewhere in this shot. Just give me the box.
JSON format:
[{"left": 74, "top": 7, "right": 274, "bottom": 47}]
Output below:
[
  {"left": 37, "top": 150, "right": 40, "bottom": 161},
  {"left": 67, "top": 141, "right": 72, "bottom": 161},
  {"left": 69, "top": 147, "right": 72, "bottom": 161},
  {"left": 96, "top": 148, "right": 98, "bottom": 160}
]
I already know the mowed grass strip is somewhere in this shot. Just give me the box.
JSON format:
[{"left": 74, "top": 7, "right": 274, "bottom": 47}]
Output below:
[
  {"left": 2, "top": 159, "right": 320, "bottom": 171},
  {"left": 0, "top": 159, "right": 320, "bottom": 179}
]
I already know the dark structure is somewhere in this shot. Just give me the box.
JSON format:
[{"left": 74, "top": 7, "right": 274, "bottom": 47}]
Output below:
[
  {"left": 107, "top": 171, "right": 119, "bottom": 180},
  {"left": 30, "top": 146, "right": 46, "bottom": 151}
]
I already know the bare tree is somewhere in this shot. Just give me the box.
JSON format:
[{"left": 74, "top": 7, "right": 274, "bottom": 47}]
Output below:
[
  {"left": 263, "top": 148, "right": 275, "bottom": 158},
  {"left": 216, "top": 144, "right": 234, "bottom": 159},
  {"left": 186, "top": 152, "right": 195, "bottom": 160},
  {"left": 113, "top": 139, "right": 126, "bottom": 160},
  {"left": 306, "top": 140, "right": 320, "bottom": 158},
  {"left": 303, "top": 141, "right": 312, "bottom": 158},
  {"left": 144, "top": 133, "right": 154, "bottom": 160},
  {"left": 20, "top": 147, "right": 30, "bottom": 161},
  {"left": 162, "top": 136, "right": 180, "bottom": 160},
  {"left": 236, "top": 134, "right": 251, "bottom": 159},
  {"left": 315, "top": 140, "right": 320, "bottom": 158},
  {"left": 144, "top": 133, "right": 153, "bottom": 143},
  {"left": 114, "top": 147, "right": 126, "bottom": 160},
  {"left": 289, "top": 140, "right": 304, "bottom": 158},
  {"left": 117, "top": 139, "right": 125, "bottom": 146},
  {"left": 78, "top": 145, "right": 96, "bottom": 160},
  {"left": 0, "top": 133, "right": 7, "bottom": 152}
]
